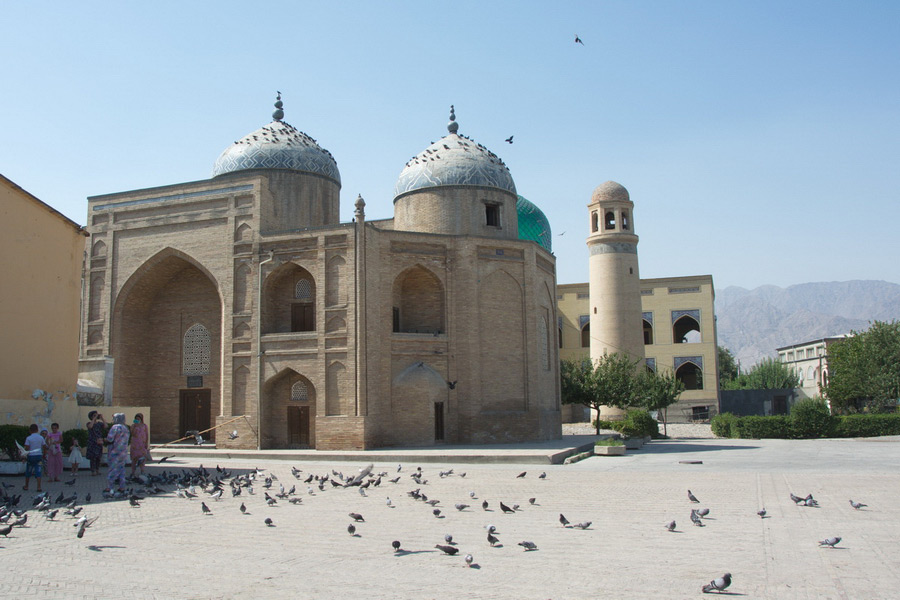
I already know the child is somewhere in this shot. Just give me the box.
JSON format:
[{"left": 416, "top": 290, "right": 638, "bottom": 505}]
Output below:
[
  {"left": 23, "top": 424, "right": 46, "bottom": 491},
  {"left": 69, "top": 438, "right": 83, "bottom": 474}
]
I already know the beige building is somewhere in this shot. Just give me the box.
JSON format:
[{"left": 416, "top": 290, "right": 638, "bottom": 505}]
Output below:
[
  {"left": 776, "top": 336, "right": 846, "bottom": 400},
  {"left": 78, "top": 100, "right": 563, "bottom": 450},
  {"left": 0, "top": 174, "right": 87, "bottom": 405},
  {"left": 558, "top": 274, "right": 720, "bottom": 422}
]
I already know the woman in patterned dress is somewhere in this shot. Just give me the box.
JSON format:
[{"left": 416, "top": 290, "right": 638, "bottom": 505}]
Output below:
[
  {"left": 105, "top": 413, "right": 130, "bottom": 493},
  {"left": 45, "top": 423, "right": 64, "bottom": 482},
  {"left": 86, "top": 411, "right": 106, "bottom": 476},
  {"left": 129, "top": 413, "right": 150, "bottom": 477}
]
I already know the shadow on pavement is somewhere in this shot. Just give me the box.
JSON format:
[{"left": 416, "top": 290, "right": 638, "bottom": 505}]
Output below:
[{"left": 636, "top": 442, "right": 760, "bottom": 454}]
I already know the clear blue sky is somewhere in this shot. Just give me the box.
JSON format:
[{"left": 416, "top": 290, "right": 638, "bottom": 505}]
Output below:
[{"left": 2, "top": 1, "right": 898, "bottom": 290}]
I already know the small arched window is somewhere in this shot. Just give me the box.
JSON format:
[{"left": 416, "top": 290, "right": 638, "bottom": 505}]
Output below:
[
  {"left": 643, "top": 319, "right": 654, "bottom": 345},
  {"left": 676, "top": 361, "right": 703, "bottom": 390},
  {"left": 605, "top": 211, "right": 616, "bottom": 230},
  {"left": 591, "top": 212, "right": 599, "bottom": 233},
  {"left": 291, "top": 380, "right": 309, "bottom": 402},
  {"left": 621, "top": 210, "right": 630, "bottom": 230},
  {"left": 183, "top": 323, "right": 211, "bottom": 375},
  {"left": 581, "top": 323, "right": 590, "bottom": 348}
]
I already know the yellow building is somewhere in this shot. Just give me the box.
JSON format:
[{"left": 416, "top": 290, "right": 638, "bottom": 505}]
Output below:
[
  {"left": 0, "top": 174, "right": 87, "bottom": 405},
  {"left": 558, "top": 274, "right": 720, "bottom": 422}
]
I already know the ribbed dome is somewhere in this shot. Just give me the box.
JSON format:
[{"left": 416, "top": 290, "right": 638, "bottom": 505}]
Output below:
[
  {"left": 591, "top": 181, "right": 630, "bottom": 204},
  {"left": 394, "top": 107, "right": 516, "bottom": 199},
  {"left": 212, "top": 96, "right": 340, "bottom": 183},
  {"left": 517, "top": 195, "right": 552, "bottom": 251}
]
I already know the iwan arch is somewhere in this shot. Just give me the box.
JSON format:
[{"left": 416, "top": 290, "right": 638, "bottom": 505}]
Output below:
[{"left": 79, "top": 99, "right": 563, "bottom": 450}]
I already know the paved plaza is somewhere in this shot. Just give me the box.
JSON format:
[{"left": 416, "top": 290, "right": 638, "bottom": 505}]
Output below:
[{"left": 2, "top": 435, "right": 899, "bottom": 599}]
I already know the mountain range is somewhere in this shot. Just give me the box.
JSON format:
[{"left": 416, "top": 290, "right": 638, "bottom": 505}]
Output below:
[{"left": 715, "top": 280, "right": 900, "bottom": 369}]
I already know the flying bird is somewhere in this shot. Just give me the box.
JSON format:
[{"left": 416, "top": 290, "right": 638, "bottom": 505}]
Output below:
[
  {"left": 701, "top": 573, "right": 732, "bottom": 594},
  {"left": 228, "top": 430, "right": 239, "bottom": 440},
  {"left": 819, "top": 536, "right": 841, "bottom": 548},
  {"left": 75, "top": 515, "right": 99, "bottom": 539},
  {"left": 574, "top": 34, "right": 584, "bottom": 45},
  {"left": 504, "top": 136, "right": 514, "bottom": 144}
]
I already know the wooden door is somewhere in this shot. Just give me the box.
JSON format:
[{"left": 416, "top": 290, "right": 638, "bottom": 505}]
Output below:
[
  {"left": 287, "top": 405, "right": 310, "bottom": 447},
  {"left": 180, "top": 389, "right": 212, "bottom": 441},
  {"left": 434, "top": 402, "right": 445, "bottom": 442}
]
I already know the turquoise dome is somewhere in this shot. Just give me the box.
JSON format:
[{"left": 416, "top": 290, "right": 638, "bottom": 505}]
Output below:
[{"left": 516, "top": 195, "right": 551, "bottom": 251}]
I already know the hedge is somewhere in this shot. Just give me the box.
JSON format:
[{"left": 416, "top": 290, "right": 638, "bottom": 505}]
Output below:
[
  {"left": 712, "top": 410, "right": 900, "bottom": 440},
  {"left": 0, "top": 424, "right": 31, "bottom": 460},
  {"left": 591, "top": 411, "right": 660, "bottom": 438},
  {"left": 63, "top": 428, "right": 89, "bottom": 454}
]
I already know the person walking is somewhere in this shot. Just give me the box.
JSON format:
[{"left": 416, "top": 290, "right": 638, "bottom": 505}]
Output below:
[
  {"left": 129, "top": 413, "right": 150, "bottom": 477},
  {"left": 105, "top": 413, "right": 130, "bottom": 493}
]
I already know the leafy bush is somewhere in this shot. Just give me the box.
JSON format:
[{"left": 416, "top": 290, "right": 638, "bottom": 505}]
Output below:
[
  {"left": 63, "top": 428, "right": 88, "bottom": 454},
  {"left": 711, "top": 413, "right": 737, "bottom": 438},
  {"left": 591, "top": 419, "right": 617, "bottom": 432},
  {"left": 836, "top": 414, "right": 900, "bottom": 438},
  {"left": 618, "top": 409, "right": 659, "bottom": 438},
  {"left": 594, "top": 438, "right": 624, "bottom": 446},
  {"left": 0, "top": 424, "right": 31, "bottom": 460},
  {"left": 790, "top": 397, "right": 837, "bottom": 439},
  {"left": 731, "top": 415, "right": 791, "bottom": 439}
]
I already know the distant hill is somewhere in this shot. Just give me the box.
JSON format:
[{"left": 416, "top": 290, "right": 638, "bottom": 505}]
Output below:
[{"left": 715, "top": 280, "right": 900, "bottom": 368}]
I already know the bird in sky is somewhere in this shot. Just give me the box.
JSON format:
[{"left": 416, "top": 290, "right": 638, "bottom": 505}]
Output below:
[
  {"left": 505, "top": 136, "right": 514, "bottom": 144},
  {"left": 701, "top": 573, "right": 732, "bottom": 594},
  {"left": 575, "top": 34, "right": 584, "bottom": 45}
]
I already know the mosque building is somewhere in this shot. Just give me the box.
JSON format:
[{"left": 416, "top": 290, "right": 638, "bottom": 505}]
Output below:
[{"left": 77, "top": 98, "right": 564, "bottom": 449}]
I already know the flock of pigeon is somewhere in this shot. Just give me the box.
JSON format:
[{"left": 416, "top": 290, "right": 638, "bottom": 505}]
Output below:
[
  {"left": 663, "top": 488, "right": 867, "bottom": 593},
  {"left": 1, "top": 462, "right": 871, "bottom": 595}
]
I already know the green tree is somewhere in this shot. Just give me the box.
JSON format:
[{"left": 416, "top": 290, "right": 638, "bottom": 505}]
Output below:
[
  {"left": 824, "top": 320, "right": 900, "bottom": 414},
  {"left": 561, "top": 353, "right": 643, "bottom": 434},
  {"left": 722, "top": 357, "right": 799, "bottom": 390},
  {"left": 638, "top": 369, "right": 684, "bottom": 437},
  {"left": 718, "top": 346, "right": 739, "bottom": 387}
]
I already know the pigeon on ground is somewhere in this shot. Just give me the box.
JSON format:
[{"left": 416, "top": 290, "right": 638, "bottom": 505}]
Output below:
[
  {"left": 790, "top": 493, "right": 804, "bottom": 504},
  {"left": 201, "top": 502, "right": 211, "bottom": 515},
  {"left": 517, "top": 471, "right": 527, "bottom": 478},
  {"left": 698, "top": 508, "right": 710, "bottom": 517},
  {"left": 500, "top": 502, "right": 515, "bottom": 514},
  {"left": 129, "top": 497, "right": 141, "bottom": 508},
  {"left": 348, "top": 524, "right": 356, "bottom": 535},
  {"left": 444, "top": 534, "right": 454, "bottom": 545},
  {"left": 469, "top": 491, "right": 476, "bottom": 499},
  {"left": 385, "top": 497, "right": 393, "bottom": 508},
  {"left": 518, "top": 541, "right": 538, "bottom": 551},
  {"left": 701, "top": 573, "right": 732, "bottom": 593},
  {"left": 690, "top": 510, "right": 704, "bottom": 527},
  {"left": 528, "top": 498, "right": 536, "bottom": 505},
  {"left": 392, "top": 540, "right": 401, "bottom": 553},
  {"left": 665, "top": 520, "right": 676, "bottom": 532},
  {"left": 433, "top": 509, "right": 442, "bottom": 518},
  {"left": 688, "top": 490, "right": 700, "bottom": 503},
  {"left": 210, "top": 489, "right": 223, "bottom": 501},
  {"left": 47, "top": 509, "right": 59, "bottom": 520},
  {"left": 849, "top": 500, "right": 867, "bottom": 510},
  {"left": 435, "top": 544, "right": 459, "bottom": 555},
  {"left": 757, "top": 508, "right": 767, "bottom": 518},
  {"left": 465, "top": 553, "right": 474, "bottom": 567},
  {"left": 559, "top": 514, "right": 570, "bottom": 527},
  {"left": 455, "top": 503, "right": 469, "bottom": 511},
  {"left": 288, "top": 498, "right": 303, "bottom": 505},
  {"left": 264, "top": 517, "right": 274, "bottom": 527},
  {"left": 486, "top": 525, "right": 496, "bottom": 534},
  {"left": 64, "top": 477, "right": 76, "bottom": 486},
  {"left": 0, "top": 524, "right": 12, "bottom": 537},
  {"left": 538, "top": 472, "right": 546, "bottom": 479},
  {"left": 487, "top": 532, "right": 500, "bottom": 546},
  {"left": 13, "top": 514, "right": 28, "bottom": 526},
  {"left": 349, "top": 512, "right": 365, "bottom": 522},
  {"left": 482, "top": 500, "right": 489, "bottom": 510},
  {"left": 572, "top": 522, "right": 592, "bottom": 530},
  {"left": 240, "top": 502, "right": 247, "bottom": 514},
  {"left": 819, "top": 536, "right": 841, "bottom": 548}
]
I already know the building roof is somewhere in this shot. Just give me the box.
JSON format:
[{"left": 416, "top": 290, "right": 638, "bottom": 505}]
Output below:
[
  {"left": 394, "top": 106, "right": 516, "bottom": 199},
  {"left": 212, "top": 94, "right": 340, "bottom": 184},
  {"left": 0, "top": 173, "right": 87, "bottom": 235},
  {"left": 591, "top": 180, "right": 630, "bottom": 204}
]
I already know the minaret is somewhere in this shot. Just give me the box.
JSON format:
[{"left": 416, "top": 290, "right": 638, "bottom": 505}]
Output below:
[{"left": 586, "top": 181, "right": 645, "bottom": 420}]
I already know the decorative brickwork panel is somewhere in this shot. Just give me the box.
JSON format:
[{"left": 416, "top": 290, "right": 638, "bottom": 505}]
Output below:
[
  {"left": 478, "top": 269, "right": 525, "bottom": 411},
  {"left": 89, "top": 276, "right": 104, "bottom": 322},
  {"left": 234, "top": 264, "right": 251, "bottom": 313},
  {"left": 232, "top": 366, "right": 249, "bottom": 416},
  {"left": 325, "top": 255, "right": 346, "bottom": 306}
]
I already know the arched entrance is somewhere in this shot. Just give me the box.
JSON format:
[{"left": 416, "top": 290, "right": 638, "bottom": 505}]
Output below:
[
  {"left": 112, "top": 250, "right": 222, "bottom": 444},
  {"left": 262, "top": 368, "right": 317, "bottom": 449}
]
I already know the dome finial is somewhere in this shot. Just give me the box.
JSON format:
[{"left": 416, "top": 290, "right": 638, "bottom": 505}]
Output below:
[
  {"left": 447, "top": 105, "right": 459, "bottom": 134},
  {"left": 273, "top": 91, "right": 285, "bottom": 121}
]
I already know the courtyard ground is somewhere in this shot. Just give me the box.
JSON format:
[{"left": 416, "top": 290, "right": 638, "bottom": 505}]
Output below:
[{"left": 2, "top": 433, "right": 898, "bottom": 599}]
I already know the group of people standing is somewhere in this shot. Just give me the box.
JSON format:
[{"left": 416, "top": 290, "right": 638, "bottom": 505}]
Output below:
[{"left": 23, "top": 411, "right": 151, "bottom": 493}]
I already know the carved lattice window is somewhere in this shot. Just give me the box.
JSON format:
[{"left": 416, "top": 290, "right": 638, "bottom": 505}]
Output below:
[
  {"left": 183, "top": 324, "right": 211, "bottom": 375},
  {"left": 295, "top": 279, "right": 312, "bottom": 301},
  {"left": 291, "top": 381, "right": 308, "bottom": 402}
]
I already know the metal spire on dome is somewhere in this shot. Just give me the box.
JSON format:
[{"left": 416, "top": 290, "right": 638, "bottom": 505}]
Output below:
[
  {"left": 273, "top": 92, "right": 284, "bottom": 121},
  {"left": 447, "top": 105, "right": 459, "bottom": 134}
]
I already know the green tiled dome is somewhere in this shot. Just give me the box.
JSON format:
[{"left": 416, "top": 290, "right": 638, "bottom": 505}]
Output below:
[{"left": 516, "top": 195, "right": 551, "bottom": 251}]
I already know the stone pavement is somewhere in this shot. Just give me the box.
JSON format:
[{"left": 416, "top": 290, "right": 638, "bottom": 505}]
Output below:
[{"left": 2, "top": 435, "right": 899, "bottom": 599}]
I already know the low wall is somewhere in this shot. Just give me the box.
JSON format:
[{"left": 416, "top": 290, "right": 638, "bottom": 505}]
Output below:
[{"left": 0, "top": 397, "right": 150, "bottom": 432}]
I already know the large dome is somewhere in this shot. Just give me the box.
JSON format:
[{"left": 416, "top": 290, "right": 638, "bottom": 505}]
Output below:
[
  {"left": 212, "top": 96, "right": 340, "bottom": 184},
  {"left": 394, "top": 106, "right": 516, "bottom": 199},
  {"left": 517, "top": 195, "right": 552, "bottom": 251}
]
